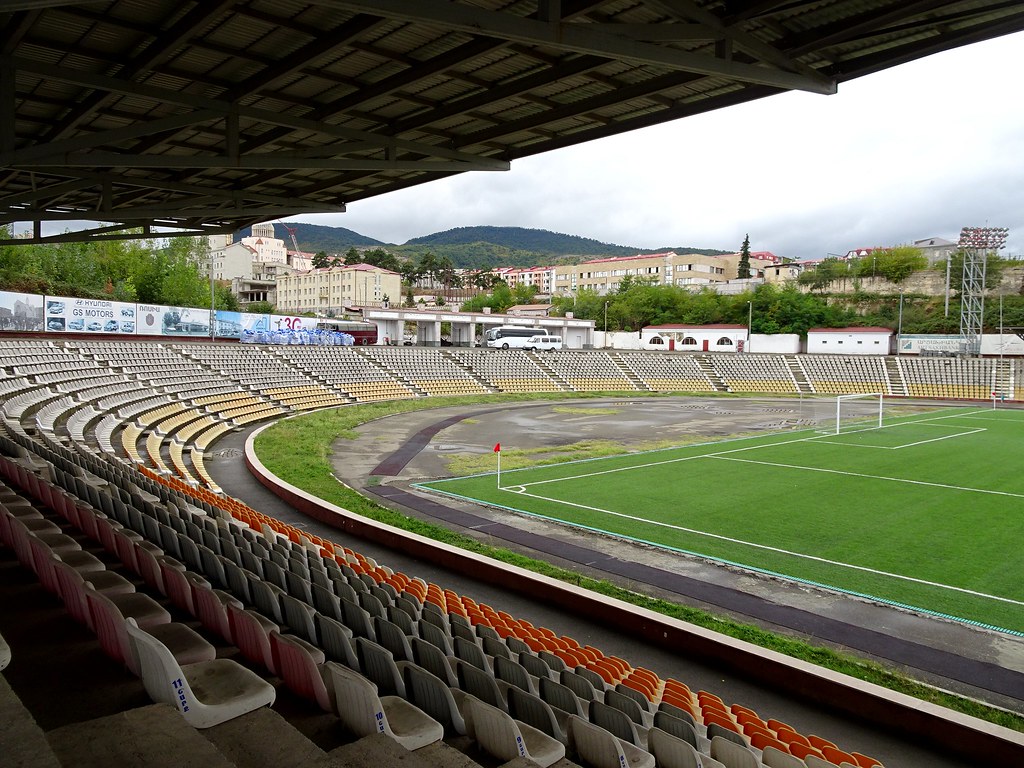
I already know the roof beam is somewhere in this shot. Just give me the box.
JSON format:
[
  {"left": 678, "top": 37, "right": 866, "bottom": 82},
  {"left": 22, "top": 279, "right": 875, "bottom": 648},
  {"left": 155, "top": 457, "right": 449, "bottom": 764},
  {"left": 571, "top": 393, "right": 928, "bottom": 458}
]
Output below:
[
  {"left": 4, "top": 58, "right": 508, "bottom": 169},
  {"left": 324, "top": 0, "right": 836, "bottom": 94},
  {"left": 14, "top": 152, "right": 508, "bottom": 172}
]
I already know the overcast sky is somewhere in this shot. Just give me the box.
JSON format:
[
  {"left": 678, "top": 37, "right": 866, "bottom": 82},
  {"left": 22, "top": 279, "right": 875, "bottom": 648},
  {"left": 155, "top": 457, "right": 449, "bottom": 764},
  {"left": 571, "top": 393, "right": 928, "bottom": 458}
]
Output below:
[{"left": 291, "top": 30, "right": 1024, "bottom": 262}]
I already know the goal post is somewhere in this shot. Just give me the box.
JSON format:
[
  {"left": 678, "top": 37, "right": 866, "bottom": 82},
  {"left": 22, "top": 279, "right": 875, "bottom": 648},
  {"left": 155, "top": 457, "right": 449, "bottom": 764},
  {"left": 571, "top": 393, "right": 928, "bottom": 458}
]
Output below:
[{"left": 834, "top": 392, "right": 884, "bottom": 435}]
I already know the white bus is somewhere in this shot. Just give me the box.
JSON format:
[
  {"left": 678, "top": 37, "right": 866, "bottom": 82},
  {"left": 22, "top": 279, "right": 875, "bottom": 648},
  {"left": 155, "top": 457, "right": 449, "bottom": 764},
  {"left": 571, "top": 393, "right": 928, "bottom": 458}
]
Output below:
[{"left": 485, "top": 325, "right": 543, "bottom": 349}]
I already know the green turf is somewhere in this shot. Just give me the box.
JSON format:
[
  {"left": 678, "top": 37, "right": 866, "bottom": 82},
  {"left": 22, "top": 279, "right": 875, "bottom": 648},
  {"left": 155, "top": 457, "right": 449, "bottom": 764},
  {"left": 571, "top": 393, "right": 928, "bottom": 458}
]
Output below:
[{"left": 420, "top": 405, "right": 1024, "bottom": 634}]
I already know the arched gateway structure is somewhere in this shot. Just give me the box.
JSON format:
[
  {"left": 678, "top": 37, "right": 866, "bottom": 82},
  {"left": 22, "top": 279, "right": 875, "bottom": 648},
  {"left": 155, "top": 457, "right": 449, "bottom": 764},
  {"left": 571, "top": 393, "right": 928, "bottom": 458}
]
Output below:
[{"left": 1, "top": 1, "right": 1023, "bottom": 244}]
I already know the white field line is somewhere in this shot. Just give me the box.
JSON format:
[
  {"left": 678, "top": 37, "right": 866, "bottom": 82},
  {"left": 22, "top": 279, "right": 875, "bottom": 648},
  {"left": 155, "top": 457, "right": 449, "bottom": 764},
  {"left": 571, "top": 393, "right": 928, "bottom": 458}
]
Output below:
[
  {"left": 893, "top": 427, "right": 987, "bottom": 449},
  {"left": 513, "top": 407, "right": 988, "bottom": 491},
  {"left": 511, "top": 432, "right": 821, "bottom": 488},
  {"left": 507, "top": 486, "right": 1024, "bottom": 607},
  {"left": 710, "top": 454, "right": 1024, "bottom": 499},
  {"left": 814, "top": 427, "right": 987, "bottom": 450}
]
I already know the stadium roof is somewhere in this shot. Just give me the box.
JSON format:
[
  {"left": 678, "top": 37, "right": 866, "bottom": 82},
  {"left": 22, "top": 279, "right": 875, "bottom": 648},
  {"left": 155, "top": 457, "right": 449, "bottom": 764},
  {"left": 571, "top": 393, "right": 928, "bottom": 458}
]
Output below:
[{"left": 2, "top": 1, "right": 1023, "bottom": 245}]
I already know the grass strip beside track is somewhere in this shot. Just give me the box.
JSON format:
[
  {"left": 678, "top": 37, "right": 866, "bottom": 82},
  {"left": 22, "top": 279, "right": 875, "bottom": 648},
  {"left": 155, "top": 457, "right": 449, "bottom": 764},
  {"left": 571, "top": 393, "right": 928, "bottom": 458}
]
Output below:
[{"left": 253, "top": 393, "right": 1024, "bottom": 732}]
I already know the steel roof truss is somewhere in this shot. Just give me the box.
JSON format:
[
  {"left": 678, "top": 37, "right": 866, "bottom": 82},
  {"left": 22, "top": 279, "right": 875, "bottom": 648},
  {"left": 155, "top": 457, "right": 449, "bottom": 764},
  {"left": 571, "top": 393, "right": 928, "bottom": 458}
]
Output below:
[{"left": 325, "top": 0, "right": 837, "bottom": 94}]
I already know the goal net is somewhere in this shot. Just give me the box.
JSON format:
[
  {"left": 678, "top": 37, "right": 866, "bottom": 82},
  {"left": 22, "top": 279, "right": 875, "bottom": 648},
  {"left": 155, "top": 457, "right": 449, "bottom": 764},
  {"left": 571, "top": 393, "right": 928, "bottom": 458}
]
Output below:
[{"left": 830, "top": 392, "right": 884, "bottom": 435}]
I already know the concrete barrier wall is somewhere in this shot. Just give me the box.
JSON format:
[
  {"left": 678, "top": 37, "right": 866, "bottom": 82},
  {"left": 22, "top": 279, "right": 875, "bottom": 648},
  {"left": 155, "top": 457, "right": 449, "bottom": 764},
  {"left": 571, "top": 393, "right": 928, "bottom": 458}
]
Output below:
[{"left": 244, "top": 425, "right": 1024, "bottom": 765}]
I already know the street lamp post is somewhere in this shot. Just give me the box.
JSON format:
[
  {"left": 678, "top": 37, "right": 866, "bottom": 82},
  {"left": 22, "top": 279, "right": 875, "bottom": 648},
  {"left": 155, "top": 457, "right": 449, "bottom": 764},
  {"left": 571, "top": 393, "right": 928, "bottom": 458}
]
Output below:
[
  {"left": 896, "top": 290, "right": 904, "bottom": 356},
  {"left": 747, "top": 300, "right": 753, "bottom": 353},
  {"left": 209, "top": 255, "right": 216, "bottom": 341},
  {"left": 603, "top": 301, "right": 609, "bottom": 347}
]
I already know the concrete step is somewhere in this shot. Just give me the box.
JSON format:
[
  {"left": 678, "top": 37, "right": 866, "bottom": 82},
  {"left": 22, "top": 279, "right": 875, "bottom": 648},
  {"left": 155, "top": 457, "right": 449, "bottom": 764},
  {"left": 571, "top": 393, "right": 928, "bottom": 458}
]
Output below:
[
  {"left": 324, "top": 732, "right": 446, "bottom": 768},
  {"left": 204, "top": 706, "right": 331, "bottom": 768},
  {"left": 0, "top": 674, "right": 61, "bottom": 768},
  {"left": 47, "top": 703, "right": 234, "bottom": 768}
]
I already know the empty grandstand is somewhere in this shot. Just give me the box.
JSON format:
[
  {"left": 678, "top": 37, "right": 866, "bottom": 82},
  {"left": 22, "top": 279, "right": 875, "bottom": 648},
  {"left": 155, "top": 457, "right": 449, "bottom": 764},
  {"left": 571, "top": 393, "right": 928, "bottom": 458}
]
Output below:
[{"left": 1, "top": 337, "right": 1022, "bottom": 768}]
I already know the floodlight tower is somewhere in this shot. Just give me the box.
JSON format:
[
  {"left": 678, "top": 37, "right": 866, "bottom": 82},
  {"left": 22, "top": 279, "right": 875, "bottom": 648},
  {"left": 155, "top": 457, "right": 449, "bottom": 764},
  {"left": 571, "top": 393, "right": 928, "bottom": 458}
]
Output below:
[{"left": 957, "top": 226, "right": 1008, "bottom": 356}]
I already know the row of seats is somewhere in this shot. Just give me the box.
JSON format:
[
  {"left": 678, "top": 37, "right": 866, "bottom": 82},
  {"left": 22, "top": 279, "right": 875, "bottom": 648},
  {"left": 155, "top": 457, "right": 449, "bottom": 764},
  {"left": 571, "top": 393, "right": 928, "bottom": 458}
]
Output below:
[
  {"left": 1, "top": 337, "right": 902, "bottom": 766},
  {"left": 3, "top": 340, "right": 1018, "bottom": 405},
  {"left": 122, "top": 450, "right": 883, "bottom": 768}
]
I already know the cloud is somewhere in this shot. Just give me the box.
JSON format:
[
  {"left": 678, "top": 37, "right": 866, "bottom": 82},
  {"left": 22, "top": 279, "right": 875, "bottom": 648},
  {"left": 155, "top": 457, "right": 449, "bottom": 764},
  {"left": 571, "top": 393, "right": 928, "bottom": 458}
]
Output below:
[{"left": 297, "top": 31, "right": 1024, "bottom": 260}]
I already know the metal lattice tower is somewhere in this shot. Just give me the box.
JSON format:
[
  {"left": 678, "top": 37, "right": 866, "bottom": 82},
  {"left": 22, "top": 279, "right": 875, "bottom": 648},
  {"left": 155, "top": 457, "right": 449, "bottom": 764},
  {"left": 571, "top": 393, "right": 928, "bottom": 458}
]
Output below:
[{"left": 957, "top": 227, "right": 1008, "bottom": 356}]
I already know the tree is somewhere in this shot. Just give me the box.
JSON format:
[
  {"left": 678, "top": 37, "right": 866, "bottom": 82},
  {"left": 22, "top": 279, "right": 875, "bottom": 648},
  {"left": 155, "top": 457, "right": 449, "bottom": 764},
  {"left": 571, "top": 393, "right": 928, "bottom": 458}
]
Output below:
[
  {"left": 738, "top": 234, "right": 751, "bottom": 279},
  {"left": 212, "top": 283, "right": 239, "bottom": 311},
  {"left": 434, "top": 255, "right": 459, "bottom": 298},
  {"left": 311, "top": 251, "right": 331, "bottom": 269},
  {"left": 472, "top": 268, "right": 500, "bottom": 290},
  {"left": 361, "top": 247, "right": 401, "bottom": 273},
  {"left": 871, "top": 245, "right": 926, "bottom": 285},
  {"left": 797, "top": 256, "right": 846, "bottom": 293},
  {"left": 247, "top": 300, "right": 274, "bottom": 314},
  {"left": 942, "top": 250, "right": 1005, "bottom": 293}
]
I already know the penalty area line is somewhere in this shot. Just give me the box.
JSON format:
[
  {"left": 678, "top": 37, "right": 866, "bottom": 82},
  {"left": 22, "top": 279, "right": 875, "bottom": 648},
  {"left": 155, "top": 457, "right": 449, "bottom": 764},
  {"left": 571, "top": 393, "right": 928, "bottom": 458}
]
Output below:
[{"left": 507, "top": 488, "right": 1023, "bottom": 607}]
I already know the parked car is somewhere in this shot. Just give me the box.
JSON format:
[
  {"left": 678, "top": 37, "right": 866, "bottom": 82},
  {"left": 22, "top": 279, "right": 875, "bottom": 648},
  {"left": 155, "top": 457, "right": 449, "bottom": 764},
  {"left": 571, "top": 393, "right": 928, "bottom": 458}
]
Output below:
[{"left": 525, "top": 334, "right": 563, "bottom": 351}]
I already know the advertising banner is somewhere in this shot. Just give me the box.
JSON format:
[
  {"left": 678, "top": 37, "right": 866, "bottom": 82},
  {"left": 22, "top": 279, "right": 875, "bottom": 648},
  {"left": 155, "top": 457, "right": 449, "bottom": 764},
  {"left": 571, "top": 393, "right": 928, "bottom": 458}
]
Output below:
[
  {"left": 45, "top": 295, "right": 136, "bottom": 334},
  {"left": 269, "top": 314, "right": 318, "bottom": 332},
  {"left": 0, "top": 290, "right": 45, "bottom": 332},
  {"left": 136, "top": 304, "right": 211, "bottom": 337},
  {"left": 213, "top": 311, "right": 271, "bottom": 339}
]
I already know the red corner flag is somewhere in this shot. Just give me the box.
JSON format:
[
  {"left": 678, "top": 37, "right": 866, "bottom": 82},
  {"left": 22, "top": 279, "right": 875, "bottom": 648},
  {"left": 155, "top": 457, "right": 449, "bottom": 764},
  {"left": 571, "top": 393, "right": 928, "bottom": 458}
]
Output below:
[{"left": 493, "top": 443, "right": 501, "bottom": 452}]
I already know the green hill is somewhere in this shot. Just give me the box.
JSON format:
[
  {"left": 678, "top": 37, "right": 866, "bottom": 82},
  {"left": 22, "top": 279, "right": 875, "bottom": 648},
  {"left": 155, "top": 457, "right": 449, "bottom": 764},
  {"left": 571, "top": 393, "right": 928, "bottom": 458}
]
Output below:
[
  {"left": 407, "top": 226, "right": 637, "bottom": 256},
  {"left": 239, "top": 222, "right": 729, "bottom": 268},
  {"left": 237, "top": 223, "right": 386, "bottom": 252}
]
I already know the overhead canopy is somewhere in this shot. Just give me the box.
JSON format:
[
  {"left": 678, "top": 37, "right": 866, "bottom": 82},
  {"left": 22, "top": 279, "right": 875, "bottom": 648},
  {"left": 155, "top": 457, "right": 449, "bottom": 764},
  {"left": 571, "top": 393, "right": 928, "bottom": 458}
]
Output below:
[{"left": 1, "top": 1, "right": 1022, "bottom": 244}]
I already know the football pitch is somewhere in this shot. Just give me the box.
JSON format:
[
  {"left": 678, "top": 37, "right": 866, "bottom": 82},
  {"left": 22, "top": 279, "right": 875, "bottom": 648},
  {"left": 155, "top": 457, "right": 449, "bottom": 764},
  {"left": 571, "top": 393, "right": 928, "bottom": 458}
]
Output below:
[{"left": 419, "top": 404, "right": 1024, "bottom": 635}]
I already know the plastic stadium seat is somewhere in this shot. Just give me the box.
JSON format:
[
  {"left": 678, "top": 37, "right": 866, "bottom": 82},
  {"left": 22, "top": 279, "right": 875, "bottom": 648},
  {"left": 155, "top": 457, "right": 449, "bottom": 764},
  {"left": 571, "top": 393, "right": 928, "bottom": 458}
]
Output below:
[
  {"left": 226, "top": 602, "right": 279, "bottom": 675},
  {"left": 590, "top": 699, "right": 647, "bottom": 748},
  {"left": 648, "top": 726, "right": 723, "bottom": 768},
  {"left": 823, "top": 745, "right": 862, "bottom": 766},
  {"left": 567, "top": 714, "right": 655, "bottom": 768},
  {"left": 397, "top": 660, "right": 468, "bottom": 736},
  {"left": 851, "top": 751, "right": 885, "bottom": 768},
  {"left": 355, "top": 636, "right": 406, "bottom": 698},
  {"left": 539, "top": 676, "right": 586, "bottom": 719},
  {"left": 506, "top": 685, "right": 568, "bottom": 744},
  {"left": 0, "top": 629, "right": 10, "bottom": 672},
  {"left": 710, "top": 734, "right": 759, "bottom": 768},
  {"left": 269, "top": 631, "right": 333, "bottom": 712},
  {"left": 324, "top": 660, "right": 443, "bottom": 750},
  {"left": 454, "top": 657, "right": 508, "bottom": 711},
  {"left": 314, "top": 613, "right": 361, "bottom": 671},
  {"left": 761, "top": 745, "right": 809, "bottom": 768},
  {"left": 85, "top": 584, "right": 215, "bottom": 676},
  {"left": 191, "top": 581, "right": 241, "bottom": 643},
  {"left": 126, "top": 618, "right": 276, "bottom": 729},
  {"left": 749, "top": 730, "right": 791, "bottom": 754},
  {"left": 708, "top": 720, "right": 747, "bottom": 747},
  {"left": 464, "top": 694, "right": 566, "bottom": 768},
  {"left": 652, "top": 710, "right": 701, "bottom": 751}
]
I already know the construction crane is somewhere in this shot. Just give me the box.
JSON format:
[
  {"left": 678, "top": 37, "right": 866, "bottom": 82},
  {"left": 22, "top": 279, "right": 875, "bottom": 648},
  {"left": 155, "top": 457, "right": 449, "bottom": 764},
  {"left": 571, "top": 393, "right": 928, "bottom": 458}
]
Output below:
[{"left": 283, "top": 224, "right": 300, "bottom": 253}]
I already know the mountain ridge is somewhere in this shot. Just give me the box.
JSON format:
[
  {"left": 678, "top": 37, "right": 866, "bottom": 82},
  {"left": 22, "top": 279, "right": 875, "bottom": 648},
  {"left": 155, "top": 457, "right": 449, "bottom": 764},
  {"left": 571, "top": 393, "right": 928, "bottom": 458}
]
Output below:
[{"left": 241, "top": 222, "right": 731, "bottom": 268}]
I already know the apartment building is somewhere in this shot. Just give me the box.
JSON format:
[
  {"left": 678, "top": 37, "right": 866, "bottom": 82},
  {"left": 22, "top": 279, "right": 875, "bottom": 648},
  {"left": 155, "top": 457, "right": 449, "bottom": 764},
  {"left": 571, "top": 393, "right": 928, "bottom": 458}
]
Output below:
[
  {"left": 551, "top": 252, "right": 733, "bottom": 296},
  {"left": 274, "top": 263, "right": 402, "bottom": 314}
]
